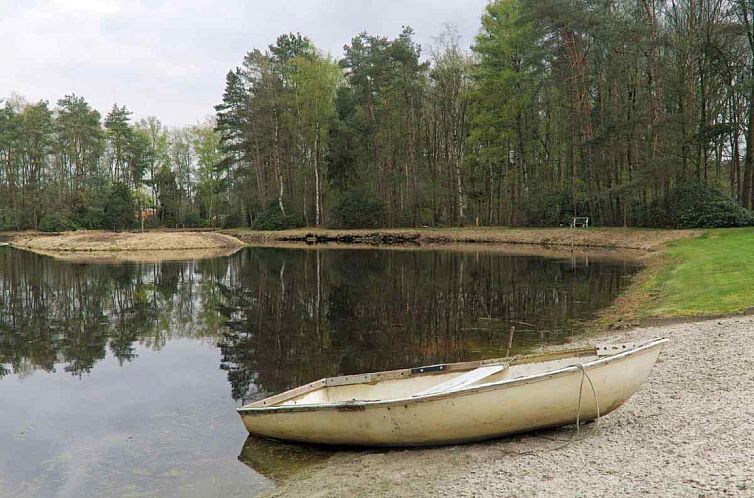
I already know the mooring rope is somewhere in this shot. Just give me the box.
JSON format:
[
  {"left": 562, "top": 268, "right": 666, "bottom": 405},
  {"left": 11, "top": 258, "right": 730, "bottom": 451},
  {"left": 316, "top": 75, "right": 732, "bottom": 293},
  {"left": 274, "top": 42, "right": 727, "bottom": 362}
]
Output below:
[
  {"left": 574, "top": 363, "right": 601, "bottom": 436},
  {"left": 498, "top": 362, "right": 602, "bottom": 456}
]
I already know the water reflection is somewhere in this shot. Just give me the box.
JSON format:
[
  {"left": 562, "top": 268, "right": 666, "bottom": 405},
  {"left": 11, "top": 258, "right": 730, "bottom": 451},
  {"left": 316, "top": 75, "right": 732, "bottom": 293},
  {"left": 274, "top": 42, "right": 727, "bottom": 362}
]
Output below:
[
  {"left": 0, "top": 245, "right": 639, "bottom": 496},
  {"left": 0, "top": 248, "right": 227, "bottom": 379},
  {"left": 0, "top": 246, "right": 639, "bottom": 400},
  {"left": 217, "top": 248, "right": 639, "bottom": 402},
  {"left": 237, "top": 436, "right": 333, "bottom": 481}
]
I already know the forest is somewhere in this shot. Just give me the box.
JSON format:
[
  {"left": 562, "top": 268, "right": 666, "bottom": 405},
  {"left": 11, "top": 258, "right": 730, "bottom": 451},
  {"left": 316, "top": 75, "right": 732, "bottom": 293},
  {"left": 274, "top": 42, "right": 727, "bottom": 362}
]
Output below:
[
  {"left": 0, "top": 95, "right": 221, "bottom": 231},
  {"left": 3, "top": 0, "right": 754, "bottom": 231}
]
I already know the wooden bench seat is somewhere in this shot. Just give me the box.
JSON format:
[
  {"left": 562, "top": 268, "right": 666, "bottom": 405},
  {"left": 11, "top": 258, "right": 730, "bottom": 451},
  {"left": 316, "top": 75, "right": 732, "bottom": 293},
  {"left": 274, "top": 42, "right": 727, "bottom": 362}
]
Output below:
[{"left": 413, "top": 364, "right": 505, "bottom": 397}]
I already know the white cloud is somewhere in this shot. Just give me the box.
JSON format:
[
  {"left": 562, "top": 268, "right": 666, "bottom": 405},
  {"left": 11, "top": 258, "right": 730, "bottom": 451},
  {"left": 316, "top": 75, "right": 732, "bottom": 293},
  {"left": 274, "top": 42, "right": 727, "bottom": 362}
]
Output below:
[
  {"left": 0, "top": 0, "right": 488, "bottom": 126},
  {"left": 51, "top": 0, "right": 122, "bottom": 16}
]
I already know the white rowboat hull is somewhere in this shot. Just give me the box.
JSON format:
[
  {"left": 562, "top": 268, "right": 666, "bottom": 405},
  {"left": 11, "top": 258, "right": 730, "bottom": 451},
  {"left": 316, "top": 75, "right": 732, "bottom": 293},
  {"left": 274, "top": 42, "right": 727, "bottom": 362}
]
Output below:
[{"left": 239, "top": 339, "right": 666, "bottom": 447}]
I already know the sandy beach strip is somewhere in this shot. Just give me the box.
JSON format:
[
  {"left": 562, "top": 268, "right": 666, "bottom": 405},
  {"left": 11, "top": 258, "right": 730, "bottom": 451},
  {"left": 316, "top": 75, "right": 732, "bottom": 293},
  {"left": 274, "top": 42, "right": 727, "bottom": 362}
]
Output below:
[
  {"left": 7, "top": 230, "right": 245, "bottom": 253},
  {"left": 265, "top": 316, "right": 754, "bottom": 497}
]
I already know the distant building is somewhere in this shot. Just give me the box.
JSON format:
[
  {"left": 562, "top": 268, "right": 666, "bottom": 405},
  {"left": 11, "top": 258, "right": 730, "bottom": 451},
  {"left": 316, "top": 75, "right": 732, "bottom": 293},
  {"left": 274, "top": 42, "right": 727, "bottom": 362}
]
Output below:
[{"left": 138, "top": 208, "right": 158, "bottom": 221}]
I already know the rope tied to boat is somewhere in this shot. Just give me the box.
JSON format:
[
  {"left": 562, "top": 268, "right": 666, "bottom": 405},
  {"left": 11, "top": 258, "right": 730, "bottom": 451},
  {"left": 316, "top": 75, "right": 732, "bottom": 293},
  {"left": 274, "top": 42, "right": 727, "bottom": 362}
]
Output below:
[
  {"left": 573, "top": 363, "right": 601, "bottom": 437},
  {"left": 532, "top": 363, "right": 601, "bottom": 446},
  {"left": 499, "top": 362, "right": 602, "bottom": 456}
]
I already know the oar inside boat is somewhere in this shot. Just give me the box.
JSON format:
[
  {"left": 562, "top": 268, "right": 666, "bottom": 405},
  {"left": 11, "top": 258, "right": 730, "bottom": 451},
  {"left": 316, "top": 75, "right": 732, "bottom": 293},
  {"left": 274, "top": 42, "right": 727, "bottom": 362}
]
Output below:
[{"left": 238, "top": 338, "right": 668, "bottom": 447}]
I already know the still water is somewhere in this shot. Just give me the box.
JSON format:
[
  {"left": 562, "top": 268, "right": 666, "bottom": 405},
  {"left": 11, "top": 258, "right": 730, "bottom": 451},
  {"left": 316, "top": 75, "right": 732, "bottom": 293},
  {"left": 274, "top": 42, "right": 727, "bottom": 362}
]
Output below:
[{"left": 0, "top": 245, "right": 640, "bottom": 497}]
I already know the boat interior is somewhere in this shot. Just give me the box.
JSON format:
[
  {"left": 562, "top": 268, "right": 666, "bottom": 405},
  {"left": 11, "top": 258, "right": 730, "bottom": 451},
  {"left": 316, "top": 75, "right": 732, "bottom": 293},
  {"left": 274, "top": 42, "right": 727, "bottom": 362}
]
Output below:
[{"left": 247, "top": 346, "right": 611, "bottom": 409}]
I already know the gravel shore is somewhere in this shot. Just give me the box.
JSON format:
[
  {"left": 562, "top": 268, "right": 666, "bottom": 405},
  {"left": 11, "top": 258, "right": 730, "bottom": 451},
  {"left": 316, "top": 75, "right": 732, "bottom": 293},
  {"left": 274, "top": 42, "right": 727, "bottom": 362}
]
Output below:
[
  {"left": 265, "top": 317, "right": 754, "bottom": 497},
  {"left": 7, "top": 231, "right": 244, "bottom": 253}
]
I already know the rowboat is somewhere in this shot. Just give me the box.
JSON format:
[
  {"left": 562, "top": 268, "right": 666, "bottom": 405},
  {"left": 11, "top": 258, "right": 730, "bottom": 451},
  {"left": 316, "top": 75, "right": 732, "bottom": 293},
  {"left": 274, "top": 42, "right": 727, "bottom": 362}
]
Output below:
[{"left": 238, "top": 338, "right": 667, "bottom": 447}]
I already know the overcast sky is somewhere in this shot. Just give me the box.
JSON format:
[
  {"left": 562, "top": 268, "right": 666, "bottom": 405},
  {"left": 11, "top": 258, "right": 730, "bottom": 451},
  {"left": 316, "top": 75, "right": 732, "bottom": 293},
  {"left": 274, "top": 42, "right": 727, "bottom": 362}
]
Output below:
[{"left": 1, "top": 0, "right": 489, "bottom": 127}]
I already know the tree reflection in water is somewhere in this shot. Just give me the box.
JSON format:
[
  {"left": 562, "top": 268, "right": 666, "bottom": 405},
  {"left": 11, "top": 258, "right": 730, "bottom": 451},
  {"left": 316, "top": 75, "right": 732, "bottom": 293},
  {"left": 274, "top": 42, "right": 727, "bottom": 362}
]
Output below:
[
  {"left": 0, "top": 246, "right": 639, "bottom": 403},
  {"left": 0, "top": 248, "right": 228, "bottom": 379}
]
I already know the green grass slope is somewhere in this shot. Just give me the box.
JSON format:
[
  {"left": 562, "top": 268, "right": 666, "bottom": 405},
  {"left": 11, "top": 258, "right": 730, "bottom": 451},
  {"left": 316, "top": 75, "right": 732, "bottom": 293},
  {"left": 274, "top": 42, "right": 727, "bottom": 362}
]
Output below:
[{"left": 643, "top": 228, "right": 754, "bottom": 317}]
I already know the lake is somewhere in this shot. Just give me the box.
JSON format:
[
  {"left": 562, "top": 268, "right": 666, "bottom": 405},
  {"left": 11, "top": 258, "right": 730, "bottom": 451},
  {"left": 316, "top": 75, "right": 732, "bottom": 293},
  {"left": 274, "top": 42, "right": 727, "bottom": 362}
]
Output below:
[{"left": 0, "top": 245, "right": 640, "bottom": 497}]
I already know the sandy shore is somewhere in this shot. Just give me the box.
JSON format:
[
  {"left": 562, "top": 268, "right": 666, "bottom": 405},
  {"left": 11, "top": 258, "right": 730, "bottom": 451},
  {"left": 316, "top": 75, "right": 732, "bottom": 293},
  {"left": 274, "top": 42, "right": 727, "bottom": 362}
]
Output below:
[
  {"left": 7, "top": 230, "right": 245, "bottom": 253},
  {"left": 4, "top": 227, "right": 699, "bottom": 253},
  {"left": 262, "top": 316, "right": 754, "bottom": 497},
  {"left": 228, "top": 227, "right": 699, "bottom": 251}
]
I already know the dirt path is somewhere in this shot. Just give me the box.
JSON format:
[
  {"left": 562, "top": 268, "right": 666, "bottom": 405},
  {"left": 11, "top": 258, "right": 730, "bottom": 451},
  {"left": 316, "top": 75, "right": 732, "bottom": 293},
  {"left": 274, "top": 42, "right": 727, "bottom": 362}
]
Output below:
[{"left": 263, "top": 317, "right": 754, "bottom": 497}]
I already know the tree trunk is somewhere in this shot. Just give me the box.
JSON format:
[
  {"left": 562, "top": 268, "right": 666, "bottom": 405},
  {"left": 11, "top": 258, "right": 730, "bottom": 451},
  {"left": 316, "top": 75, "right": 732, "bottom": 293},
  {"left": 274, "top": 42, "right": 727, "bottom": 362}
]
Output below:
[
  {"left": 744, "top": 84, "right": 754, "bottom": 209},
  {"left": 314, "top": 126, "right": 321, "bottom": 226}
]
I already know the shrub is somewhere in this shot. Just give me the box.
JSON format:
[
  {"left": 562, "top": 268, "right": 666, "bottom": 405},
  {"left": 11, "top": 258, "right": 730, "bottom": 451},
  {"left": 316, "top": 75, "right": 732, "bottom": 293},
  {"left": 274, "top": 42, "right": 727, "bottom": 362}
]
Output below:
[
  {"left": 142, "top": 216, "right": 162, "bottom": 230},
  {"left": 0, "top": 207, "right": 20, "bottom": 231},
  {"left": 71, "top": 206, "right": 105, "bottom": 230},
  {"left": 102, "top": 182, "right": 136, "bottom": 231},
  {"left": 522, "top": 186, "right": 589, "bottom": 227},
  {"left": 331, "top": 188, "right": 386, "bottom": 228},
  {"left": 647, "top": 181, "right": 754, "bottom": 228},
  {"left": 222, "top": 210, "right": 244, "bottom": 229},
  {"left": 251, "top": 204, "right": 295, "bottom": 230},
  {"left": 39, "top": 212, "right": 75, "bottom": 232},
  {"left": 68, "top": 180, "right": 107, "bottom": 229},
  {"left": 182, "top": 211, "right": 205, "bottom": 228}
]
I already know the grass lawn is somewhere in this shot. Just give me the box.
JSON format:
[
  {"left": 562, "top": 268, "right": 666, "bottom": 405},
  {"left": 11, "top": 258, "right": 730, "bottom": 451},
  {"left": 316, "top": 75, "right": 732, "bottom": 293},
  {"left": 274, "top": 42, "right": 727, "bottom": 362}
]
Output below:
[{"left": 641, "top": 228, "right": 754, "bottom": 318}]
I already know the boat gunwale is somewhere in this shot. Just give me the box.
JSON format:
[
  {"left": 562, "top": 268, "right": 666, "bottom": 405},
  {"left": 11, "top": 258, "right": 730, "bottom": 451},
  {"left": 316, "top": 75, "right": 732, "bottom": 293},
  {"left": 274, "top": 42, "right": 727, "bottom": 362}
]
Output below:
[
  {"left": 238, "top": 338, "right": 668, "bottom": 415},
  {"left": 241, "top": 347, "right": 600, "bottom": 409}
]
